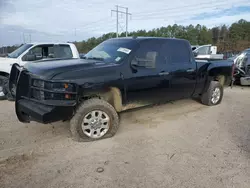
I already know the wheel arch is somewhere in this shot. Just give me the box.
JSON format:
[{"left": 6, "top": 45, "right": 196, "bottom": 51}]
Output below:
[
  {"left": 0, "top": 71, "right": 9, "bottom": 78},
  {"left": 202, "top": 65, "right": 231, "bottom": 94},
  {"left": 81, "top": 87, "right": 123, "bottom": 112}
]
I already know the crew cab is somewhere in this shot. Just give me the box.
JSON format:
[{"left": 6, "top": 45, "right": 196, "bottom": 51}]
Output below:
[
  {"left": 0, "top": 42, "right": 80, "bottom": 100},
  {"left": 9, "top": 37, "right": 234, "bottom": 142}
]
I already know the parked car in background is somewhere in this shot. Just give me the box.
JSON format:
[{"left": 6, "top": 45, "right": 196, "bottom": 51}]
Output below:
[
  {"left": 10, "top": 37, "right": 234, "bottom": 142},
  {"left": 233, "top": 48, "right": 250, "bottom": 85},
  {"left": 0, "top": 42, "right": 80, "bottom": 100},
  {"left": 79, "top": 53, "right": 86, "bottom": 59},
  {"left": 193, "top": 44, "right": 224, "bottom": 60}
]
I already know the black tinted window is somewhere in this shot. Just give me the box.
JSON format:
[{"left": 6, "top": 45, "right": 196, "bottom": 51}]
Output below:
[
  {"left": 133, "top": 40, "right": 164, "bottom": 68},
  {"left": 54, "top": 45, "right": 73, "bottom": 58},
  {"left": 162, "top": 40, "right": 190, "bottom": 64}
]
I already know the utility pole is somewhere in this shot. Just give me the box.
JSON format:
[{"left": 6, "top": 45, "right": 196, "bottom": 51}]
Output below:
[
  {"left": 116, "top": 5, "right": 119, "bottom": 38},
  {"left": 23, "top": 33, "right": 25, "bottom": 43},
  {"left": 29, "top": 34, "right": 31, "bottom": 43},
  {"left": 75, "top": 28, "right": 77, "bottom": 42},
  {"left": 126, "top": 7, "right": 128, "bottom": 37},
  {"left": 111, "top": 5, "right": 131, "bottom": 38}
]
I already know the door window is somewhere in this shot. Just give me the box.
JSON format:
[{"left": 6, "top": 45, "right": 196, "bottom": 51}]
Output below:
[
  {"left": 54, "top": 45, "right": 73, "bottom": 58},
  {"left": 132, "top": 40, "right": 165, "bottom": 70},
  {"left": 22, "top": 44, "right": 73, "bottom": 61},
  {"left": 195, "top": 46, "right": 210, "bottom": 55},
  {"left": 162, "top": 40, "right": 191, "bottom": 64}
]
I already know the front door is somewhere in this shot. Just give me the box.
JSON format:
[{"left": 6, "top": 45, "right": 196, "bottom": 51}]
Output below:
[{"left": 124, "top": 40, "right": 170, "bottom": 109}]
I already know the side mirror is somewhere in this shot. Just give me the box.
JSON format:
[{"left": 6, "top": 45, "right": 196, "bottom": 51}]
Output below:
[{"left": 23, "top": 54, "right": 37, "bottom": 61}]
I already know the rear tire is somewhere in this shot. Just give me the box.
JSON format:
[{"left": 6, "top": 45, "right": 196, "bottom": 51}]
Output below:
[
  {"left": 70, "top": 98, "right": 119, "bottom": 142},
  {"left": 0, "top": 75, "right": 8, "bottom": 100},
  {"left": 201, "top": 81, "right": 223, "bottom": 106}
]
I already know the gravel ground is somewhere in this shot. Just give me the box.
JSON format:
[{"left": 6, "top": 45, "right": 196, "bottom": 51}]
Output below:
[{"left": 0, "top": 86, "right": 250, "bottom": 188}]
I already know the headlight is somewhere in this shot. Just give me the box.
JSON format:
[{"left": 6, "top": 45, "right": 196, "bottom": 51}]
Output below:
[
  {"left": 32, "top": 80, "right": 75, "bottom": 92},
  {"left": 33, "top": 80, "right": 44, "bottom": 88},
  {"left": 32, "top": 79, "right": 76, "bottom": 100}
]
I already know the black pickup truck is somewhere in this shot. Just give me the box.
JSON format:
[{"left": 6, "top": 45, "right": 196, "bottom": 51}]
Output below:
[{"left": 9, "top": 37, "right": 234, "bottom": 142}]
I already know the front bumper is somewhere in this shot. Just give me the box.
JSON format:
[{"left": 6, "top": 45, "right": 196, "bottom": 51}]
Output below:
[
  {"left": 240, "top": 77, "right": 250, "bottom": 86},
  {"left": 16, "top": 99, "right": 74, "bottom": 123},
  {"left": 11, "top": 64, "right": 77, "bottom": 124}
]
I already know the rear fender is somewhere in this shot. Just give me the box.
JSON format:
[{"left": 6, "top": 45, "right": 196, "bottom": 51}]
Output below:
[{"left": 202, "top": 65, "right": 231, "bottom": 94}]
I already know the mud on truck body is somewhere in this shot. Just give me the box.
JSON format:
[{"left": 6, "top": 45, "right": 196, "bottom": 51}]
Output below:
[{"left": 9, "top": 37, "right": 234, "bottom": 142}]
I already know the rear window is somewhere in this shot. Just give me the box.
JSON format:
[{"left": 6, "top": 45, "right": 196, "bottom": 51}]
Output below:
[
  {"left": 162, "top": 40, "right": 190, "bottom": 64},
  {"left": 53, "top": 45, "right": 73, "bottom": 58}
]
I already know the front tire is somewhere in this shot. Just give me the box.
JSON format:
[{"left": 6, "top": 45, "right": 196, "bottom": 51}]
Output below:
[
  {"left": 70, "top": 98, "right": 119, "bottom": 142},
  {"left": 201, "top": 81, "right": 223, "bottom": 106},
  {"left": 0, "top": 75, "right": 8, "bottom": 100}
]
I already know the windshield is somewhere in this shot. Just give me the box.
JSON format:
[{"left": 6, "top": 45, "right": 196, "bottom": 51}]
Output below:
[
  {"left": 235, "top": 52, "right": 247, "bottom": 66},
  {"left": 8, "top": 44, "right": 33, "bottom": 58},
  {"left": 243, "top": 49, "right": 250, "bottom": 55},
  {"left": 84, "top": 39, "right": 137, "bottom": 63}
]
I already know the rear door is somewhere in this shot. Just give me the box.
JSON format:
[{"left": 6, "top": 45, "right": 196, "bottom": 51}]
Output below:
[{"left": 162, "top": 40, "right": 197, "bottom": 99}]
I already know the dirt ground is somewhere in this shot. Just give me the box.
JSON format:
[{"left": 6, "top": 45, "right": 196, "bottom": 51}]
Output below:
[{"left": 0, "top": 86, "right": 250, "bottom": 188}]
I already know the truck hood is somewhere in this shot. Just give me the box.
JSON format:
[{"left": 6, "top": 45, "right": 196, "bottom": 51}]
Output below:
[
  {"left": 0, "top": 57, "right": 18, "bottom": 64},
  {"left": 24, "top": 59, "right": 118, "bottom": 79},
  {"left": 0, "top": 57, "right": 18, "bottom": 74}
]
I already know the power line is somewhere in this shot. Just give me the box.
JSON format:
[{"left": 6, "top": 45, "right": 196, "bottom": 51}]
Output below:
[
  {"left": 132, "top": 1, "right": 250, "bottom": 22},
  {"left": 76, "top": 22, "right": 116, "bottom": 33},
  {"left": 133, "top": 0, "right": 249, "bottom": 16},
  {"left": 77, "top": 17, "right": 111, "bottom": 29},
  {"left": 75, "top": 17, "right": 115, "bottom": 31},
  {"left": 131, "top": 3, "right": 233, "bottom": 21}
]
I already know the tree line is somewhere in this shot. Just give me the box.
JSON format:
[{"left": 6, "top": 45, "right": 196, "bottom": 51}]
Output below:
[
  {"left": 1, "top": 19, "right": 250, "bottom": 55},
  {"left": 75, "top": 19, "right": 250, "bottom": 53}
]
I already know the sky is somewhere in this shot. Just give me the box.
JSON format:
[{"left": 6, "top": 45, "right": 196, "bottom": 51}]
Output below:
[{"left": 0, "top": 0, "right": 250, "bottom": 46}]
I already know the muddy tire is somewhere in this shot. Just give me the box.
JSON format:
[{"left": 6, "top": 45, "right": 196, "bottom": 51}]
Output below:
[
  {"left": 201, "top": 81, "right": 223, "bottom": 106},
  {"left": 70, "top": 98, "right": 119, "bottom": 142},
  {"left": 0, "top": 76, "right": 8, "bottom": 100}
]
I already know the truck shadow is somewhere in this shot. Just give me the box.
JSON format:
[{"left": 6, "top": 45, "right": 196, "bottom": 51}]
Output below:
[{"left": 119, "top": 98, "right": 206, "bottom": 130}]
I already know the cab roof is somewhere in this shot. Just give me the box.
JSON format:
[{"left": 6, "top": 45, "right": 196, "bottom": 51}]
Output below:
[{"left": 24, "top": 42, "right": 74, "bottom": 45}]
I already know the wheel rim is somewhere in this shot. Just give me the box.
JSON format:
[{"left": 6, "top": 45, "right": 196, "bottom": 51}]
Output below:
[
  {"left": 0, "top": 78, "right": 6, "bottom": 97},
  {"left": 0, "top": 86, "right": 5, "bottom": 97},
  {"left": 81, "top": 110, "right": 110, "bottom": 139},
  {"left": 211, "top": 87, "right": 221, "bottom": 104}
]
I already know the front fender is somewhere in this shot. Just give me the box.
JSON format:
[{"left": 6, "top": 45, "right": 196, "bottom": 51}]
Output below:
[{"left": 81, "top": 87, "right": 123, "bottom": 112}]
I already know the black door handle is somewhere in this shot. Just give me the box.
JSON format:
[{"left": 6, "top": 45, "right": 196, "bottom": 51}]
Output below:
[
  {"left": 159, "top": 72, "right": 169, "bottom": 76},
  {"left": 186, "top": 68, "right": 195, "bottom": 73}
]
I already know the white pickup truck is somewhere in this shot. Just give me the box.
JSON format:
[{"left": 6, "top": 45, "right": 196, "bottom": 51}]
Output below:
[
  {"left": 0, "top": 42, "right": 80, "bottom": 100},
  {"left": 192, "top": 44, "right": 224, "bottom": 60}
]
